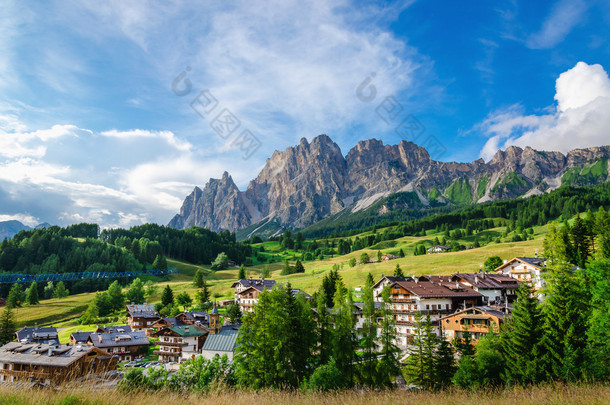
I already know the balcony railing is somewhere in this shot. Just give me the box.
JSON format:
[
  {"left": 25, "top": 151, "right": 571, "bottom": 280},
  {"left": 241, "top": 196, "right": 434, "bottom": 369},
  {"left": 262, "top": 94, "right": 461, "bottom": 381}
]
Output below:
[{"left": 156, "top": 340, "right": 187, "bottom": 347}]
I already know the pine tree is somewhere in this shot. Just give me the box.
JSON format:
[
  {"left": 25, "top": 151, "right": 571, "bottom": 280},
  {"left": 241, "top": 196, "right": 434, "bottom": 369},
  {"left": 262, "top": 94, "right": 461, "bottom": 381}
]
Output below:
[
  {"left": 193, "top": 268, "right": 205, "bottom": 288},
  {"left": 331, "top": 280, "right": 357, "bottom": 387},
  {"left": 394, "top": 264, "right": 404, "bottom": 277},
  {"left": 25, "top": 281, "right": 39, "bottom": 305},
  {"left": 398, "top": 248, "right": 405, "bottom": 258},
  {"left": 585, "top": 259, "right": 610, "bottom": 379},
  {"left": 570, "top": 216, "right": 591, "bottom": 267},
  {"left": 7, "top": 283, "right": 24, "bottom": 308},
  {"left": 0, "top": 307, "right": 16, "bottom": 345},
  {"left": 377, "top": 250, "right": 382, "bottom": 262},
  {"left": 403, "top": 313, "right": 438, "bottom": 388},
  {"left": 377, "top": 285, "right": 401, "bottom": 387},
  {"left": 501, "top": 283, "right": 546, "bottom": 384},
  {"left": 434, "top": 338, "right": 456, "bottom": 388},
  {"left": 238, "top": 265, "right": 246, "bottom": 280},
  {"left": 281, "top": 259, "right": 291, "bottom": 275},
  {"left": 542, "top": 265, "right": 590, "bottom": 381},
  {"left": 315, "top": 289, "right": 333, "bottom": 366},
  {"left": 294, "top": 260, "right": 305, "bottom": 273},
  {"left": 176, "top": 291, "right": 192, "bottom": 311},
  {"left": 360, "top": 274, "right": 378, "bottom": 387},
  {"left": 161, "top": 285, "right": 174, "bottom": 307}
]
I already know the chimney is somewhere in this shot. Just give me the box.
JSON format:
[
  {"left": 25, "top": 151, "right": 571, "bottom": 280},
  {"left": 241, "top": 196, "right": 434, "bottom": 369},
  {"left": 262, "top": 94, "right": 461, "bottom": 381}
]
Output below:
[
  {"left": 534, "top": 250, "right": 538, "bottom": 259},
  {"left": 474, "top": 275, "right": 479, "bottom": 285}
]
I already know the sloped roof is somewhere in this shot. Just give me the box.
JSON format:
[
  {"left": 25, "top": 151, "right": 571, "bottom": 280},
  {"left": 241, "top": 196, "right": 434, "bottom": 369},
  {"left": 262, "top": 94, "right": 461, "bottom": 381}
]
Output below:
[
  {"left": 96, "top": 325, "right": 132, "bottom": 334},
  {"left": 0, "top": 342, "right": 107, "bottom": 367},
  {"left": 88, "top": 332, "right": 150, "bottom": 348},
  {"left": 70, "top": 331, "right": 92, "bottom": 343},
  {"left": 495, "top": 257, "right": 547, "bottom": 272},
  {"left": 16, "top": 326, "right": 58, "bottom": 342},
  {"left": 391, "top": 280, "right": 483, "bottom": 299},
  {"left": 372, "top": 275, "right": 414, "bottom": 289},
  {"left": 231, "top": 279, "right": 276, "bottom": 290},
  {"left": 126, "top": 304, "right": 159, "bottom": 319},
  {"left": 439, "top": 305, "right": 507, "bottom": 321},
  {"left": 452, "top": 273, "right": 520, "bottom": 289},
  {"left": 201, "top": 325, "right": 240, "bottom": 352},
  {"left": 168, "top": 325, "right": 207, "bottom": 337}
]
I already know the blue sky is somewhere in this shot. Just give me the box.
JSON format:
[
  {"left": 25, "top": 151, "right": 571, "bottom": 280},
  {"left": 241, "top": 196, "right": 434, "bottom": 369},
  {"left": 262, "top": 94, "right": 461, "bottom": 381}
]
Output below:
[{"left": 1, "top": 0, "right": 609, "bottom": 228}]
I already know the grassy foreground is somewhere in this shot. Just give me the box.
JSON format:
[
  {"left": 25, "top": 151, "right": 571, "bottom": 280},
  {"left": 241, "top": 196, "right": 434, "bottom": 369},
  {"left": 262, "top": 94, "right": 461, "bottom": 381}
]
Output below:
[{"left": 0, "top": 384, "right": 606, "bottom": 405}]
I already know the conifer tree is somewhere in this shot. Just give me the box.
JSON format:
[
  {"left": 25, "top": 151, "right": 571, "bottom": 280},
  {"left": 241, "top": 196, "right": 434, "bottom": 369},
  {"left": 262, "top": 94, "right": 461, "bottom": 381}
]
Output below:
[
  {"left": 7, "top": 283, "right": 24, "bottom": 308},
  {"left": 161, "top": 285, "right": 174, "bottom": 307},
  {"left": 238, "top": 265, "right": 246, "bottom": 280},
  {"left": 434, "top": 338, "right": 456, "bottom": 388},
  {"left": 53, "top": 281, "right": 69, "bottom": 299},
  {"left": 585, "top": 259, "right": 610, "bottom": 379},
  {"left": 501, "top": 283, "right": 546, "bottom": 384},
  {"left": 25, "top": 281, "right": 39, "bottom": 305},
  {"left": 193, "top": 268, "right": 205, "bottom": 288},
  {"left": 398, "top": 248, "right": 405, "bottom": 258},
  {"left": 360, "top": 274, "right": 378, "bottom": 387},
  {"left": 0, "top": 307, "right": 16, "bottom": 345},
  {"left": 542, "top": 266, "right": 590, "bottom": 381},
  {"left": 394, "top": 263, "right": 404, "bottom": 277},
  {"left": 315, "top": 289, "right": 333, "bottom": 366},
  {"left": 377, "top": 286, "right": 401, "bottom": 387},
  {"left": 294, "top": 260, "right": 305, "bottom": 273},
  {"left": 403, "top": 313, "right": 438, "bottom": 388},
  {"left": 331, "top": 280, "right": 357, "bottom": 387}
]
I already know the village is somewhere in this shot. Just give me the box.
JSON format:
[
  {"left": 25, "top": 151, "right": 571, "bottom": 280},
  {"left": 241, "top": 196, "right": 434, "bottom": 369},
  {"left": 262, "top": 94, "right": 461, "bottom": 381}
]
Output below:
[{"left": 0, "top": 253, "right": 546, "bottom": 387}]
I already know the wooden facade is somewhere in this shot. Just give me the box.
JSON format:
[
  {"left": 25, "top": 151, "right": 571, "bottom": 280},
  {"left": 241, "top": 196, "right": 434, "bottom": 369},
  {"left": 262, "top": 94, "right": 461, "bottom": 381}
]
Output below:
[
  {"left": 0, "top": 342, "right": 116, "bottom": 386},
  {"left": 440, "top": 306, "right": 506, "bottom": 341}
]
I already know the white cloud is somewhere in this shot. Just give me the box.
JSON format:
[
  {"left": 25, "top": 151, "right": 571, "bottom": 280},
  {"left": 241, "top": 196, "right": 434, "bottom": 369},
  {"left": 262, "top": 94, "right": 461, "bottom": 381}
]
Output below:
[
  {"left": 101, "top": 129, "right": 192, "bottom": 152},
  {"left": 526, "top": 0, "right": 587, "bottom": 49},
  {"left": 0, "top": 213, "right": 40, "bottom": 227},
  {"left": 479, "top": 62, "right": 610, "bottom": 160}
]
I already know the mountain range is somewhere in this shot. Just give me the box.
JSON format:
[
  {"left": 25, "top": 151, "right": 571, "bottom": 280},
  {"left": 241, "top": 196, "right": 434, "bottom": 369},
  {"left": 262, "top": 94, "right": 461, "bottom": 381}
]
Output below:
[
  {"left": 168, "top": 135, "right": 610, "bottom": 237},
  {"left": 0, "top": 221, "right": 52, "bottom": 241}
]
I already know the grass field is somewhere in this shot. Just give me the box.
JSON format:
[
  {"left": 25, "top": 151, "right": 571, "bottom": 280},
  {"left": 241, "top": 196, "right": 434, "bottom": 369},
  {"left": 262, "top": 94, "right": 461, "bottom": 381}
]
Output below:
[{"left": 0, "top": 383, "right": 607, "bottom": 405}]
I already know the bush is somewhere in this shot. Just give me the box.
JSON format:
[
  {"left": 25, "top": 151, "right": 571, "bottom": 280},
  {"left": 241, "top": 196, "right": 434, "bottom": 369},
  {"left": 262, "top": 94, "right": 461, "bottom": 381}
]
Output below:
[{"left": 301, "top": 358, "right": 342, "bottom": 392}]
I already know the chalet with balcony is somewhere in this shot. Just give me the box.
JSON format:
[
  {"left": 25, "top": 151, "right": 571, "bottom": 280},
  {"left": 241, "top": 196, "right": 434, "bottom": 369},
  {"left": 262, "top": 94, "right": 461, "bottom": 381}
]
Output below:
[
  {"left": 151, "top": 311, "right": 210, "bottom": 330},
  {"left": 126, "top": 303, "right": 160, "bottom": 330},
  {"left": 15, "top": 327, "right": 58, "bottom": 344},
  {"left": 235, "top": 281, "right": 276, "bottom": 313},
  {"left": 495, "top": 256, "right": 547, "bottom": 290},
  {"left": 232, "top": 278, "right": 276, "bottom": 301},
  {"left": 151, "top": 325, "right": 208, "bottom": 363},
  {"left": 70, "top": 331, "right": 92, "bottom": 345},
  {"left": 372, "top": 275, "right": 414, "bottom": 302},
  {"left": 388, "top": 279, "right": 483, "bottom": 348},
  {"left": 0, "top": 341, "right": 116, "bottom": 386},
  {"left": 96, "top": 325, "right": 132, "bottom": 334},
  {"left": 440, "top": 306, "right": 507, "bottom": 341},
  {"left": 451, "top": 272, "right": 520, "bottom": 304},
  {"left": 427, "top": 245, "right": 450, "bottom": 254},
  {"left": 87, "top": 331, "right": 150, "bottom": 362}
]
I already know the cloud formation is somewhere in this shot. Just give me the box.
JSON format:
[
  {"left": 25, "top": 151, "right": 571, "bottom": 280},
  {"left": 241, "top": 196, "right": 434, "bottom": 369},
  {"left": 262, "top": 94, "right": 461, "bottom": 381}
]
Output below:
[{"left": 479, "top": 62, "right": 610, "bottom": 160}]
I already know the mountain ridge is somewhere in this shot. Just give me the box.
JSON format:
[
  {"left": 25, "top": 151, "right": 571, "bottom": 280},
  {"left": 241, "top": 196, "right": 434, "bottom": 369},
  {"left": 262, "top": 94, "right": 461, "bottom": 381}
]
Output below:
[{"left": 169, "top": 135, "right": 610, "bottom": 235}]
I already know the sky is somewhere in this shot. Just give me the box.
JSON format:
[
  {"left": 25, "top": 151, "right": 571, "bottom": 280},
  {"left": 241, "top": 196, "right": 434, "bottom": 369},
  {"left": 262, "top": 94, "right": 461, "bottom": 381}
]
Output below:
[{"left": 1, "top": 0, "right": 609, "bottom": 228}]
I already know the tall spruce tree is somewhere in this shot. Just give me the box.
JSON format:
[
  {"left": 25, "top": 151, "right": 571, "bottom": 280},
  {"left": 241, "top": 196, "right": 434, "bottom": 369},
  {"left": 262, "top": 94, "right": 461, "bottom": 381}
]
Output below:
[
  {"left": 377, "top": 286, "right": 401, "bottom": 387},
  {"left": 7, "top": 283, "right": 24, "bottom": 308},
  {"left": 0, "top": 307, "right": 16, "bottom": 345},
  {"left": 107, "top": 280, "right": 124, "bottom": 312},
  {"left": 542, "top": 265, "right": 590, "bottom": 381},
  {"left": 360, "top": 273, "right": 379, "bottom": 387},
  {"left": 238, "top": 265, "right": 246, "bottom": 280},
  {"left": 331, "top": 280, "right": 357, "bottom": 387},
  {"left": 25, "top": 281, "right": 39, "bottom": 305},
  {"left": 501, "top": 283, "right": 546, "bottom": 384},
  {"left": 394, "top": 264, "right": 404, "bottom": 277},
  {"left": 161, "top": 285, "right": 174, "bottom": 307},
  {"left": 585, "top": 259, "right": 610, "bottom": 379},
  {"left": 403, "top": 313, "right": 438, "bottom": 388},
  {"left": 434, "top": 338, "right": 456, "bottom": 388},
  {"left": 315, "top": 289, "right": 333, "bottom": 366}
]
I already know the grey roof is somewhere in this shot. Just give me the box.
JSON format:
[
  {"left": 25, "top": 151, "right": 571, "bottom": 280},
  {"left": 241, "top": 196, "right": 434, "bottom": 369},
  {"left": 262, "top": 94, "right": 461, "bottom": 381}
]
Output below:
[
  {"left": 453, "top": 273, "right": 520, "bottom": 290},
  {"left": 16, "top": 326, "right": 58, "bottom": 343},
  {"left": 97, "top": 325, "right": 132, "bottom": 334},
  {"left": 439, "top": 305, "right": 508, "bottom": 321},
  {"left": 373, "top": 275, "right": 414, "bottom": 289},
  {"left": 88, "top": 331, "right": 150, "bottom": 348},
  {"left": 183, "top": 311, "right": 209, "bottom": 323},
  {"left": 0, "top": 342, "right": 102, "bottom": 367},
  {"left": 201, "top": 325, "right": 240, "bottom": 353},
  {"left": 516, "top": 257, "right": 547, "bottom": 268},
  {"left": 70, "top": 331, "right": 92, "bottom": 343},
  {"left": 290, "top": 289, "right": 312, "bottom": 299},
  {"left": 231, "top": 279, "right": 276, "bottom": 290},
  {"left": 126, "top": 304, "right": 159, "bottom": 319}
]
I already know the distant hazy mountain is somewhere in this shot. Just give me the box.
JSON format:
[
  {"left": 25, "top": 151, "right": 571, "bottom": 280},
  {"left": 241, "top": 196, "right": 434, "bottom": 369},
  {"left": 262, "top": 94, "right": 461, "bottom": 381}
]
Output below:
[
  {"left": 169, "top": 135, "right": 610, "bottom": 237},
  {"left": 0, "top": 220, "right": 31, "bottom": 241}
]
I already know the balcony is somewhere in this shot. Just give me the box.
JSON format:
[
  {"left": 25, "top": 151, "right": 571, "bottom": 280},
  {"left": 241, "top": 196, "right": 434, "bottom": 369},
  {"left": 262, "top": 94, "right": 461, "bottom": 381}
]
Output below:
[
  {"left": 0, "top": 368, "right": 52, "bottom": 379},
  {"left": 391, "top": 298, "right": 416, "bottom": 303},
  {"left": 153, "top": 350, "right": 181, "bottom": 356},
  {"left": 156, "top": 340, "right": 187, "bottom": 347}
]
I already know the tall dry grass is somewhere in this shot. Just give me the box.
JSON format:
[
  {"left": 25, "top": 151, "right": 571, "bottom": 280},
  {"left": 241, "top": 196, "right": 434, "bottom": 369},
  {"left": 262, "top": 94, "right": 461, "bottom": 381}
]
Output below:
[{"left": 0, "top": 383, "right": 607, "bottom": 405}]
